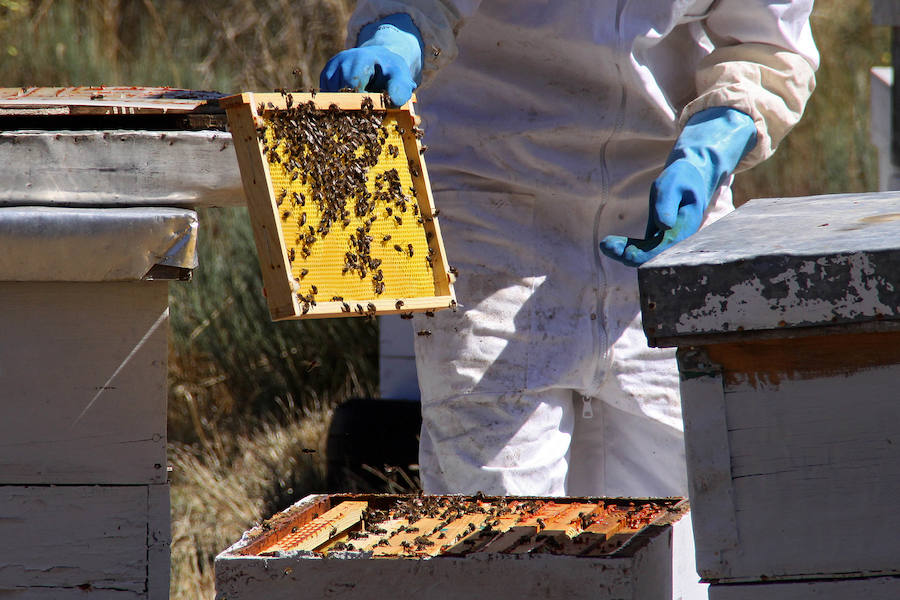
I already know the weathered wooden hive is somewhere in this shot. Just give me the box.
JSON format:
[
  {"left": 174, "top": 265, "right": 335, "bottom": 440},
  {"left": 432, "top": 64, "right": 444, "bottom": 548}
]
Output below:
[
  {"left": 640, "top": 190, "right": 900, "bottom": 599},
  {"left": 0, "top": 86, "right": 239, "bottom": 599},
  {"left": 216, "top": 493, "right": 693, "bottom": 600}
]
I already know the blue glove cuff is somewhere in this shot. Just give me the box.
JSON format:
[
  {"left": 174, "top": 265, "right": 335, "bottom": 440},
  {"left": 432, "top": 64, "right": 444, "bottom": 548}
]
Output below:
[
  {"left": 357, "top": 14, "right": 424, "bottom": 84},
  {"left": 668, "top": 107, "right": 757, "bottom": 197}
]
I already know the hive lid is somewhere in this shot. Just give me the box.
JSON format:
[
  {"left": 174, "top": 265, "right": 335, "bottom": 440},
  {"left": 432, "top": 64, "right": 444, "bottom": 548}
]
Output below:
[
  {"left": 639, "top": 191, "right": 900, "bottom": 347},
  {"left": 0, "top": 86, "right": 226, "bottom": 130}
]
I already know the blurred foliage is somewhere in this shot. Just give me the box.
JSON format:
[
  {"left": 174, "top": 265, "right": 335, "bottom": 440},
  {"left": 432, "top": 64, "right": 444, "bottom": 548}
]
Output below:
[
  {"left": 167, "top": 206, "right": 378, "bottom": 444},
  {"left": 733, "top": 0, "right": 891, "bottom": 204},
  {"left": 0, "top": 0, "right": 349, "bottom": 90}
]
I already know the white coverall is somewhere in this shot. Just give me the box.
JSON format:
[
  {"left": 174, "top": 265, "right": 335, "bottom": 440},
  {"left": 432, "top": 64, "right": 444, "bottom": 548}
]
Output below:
[{"left": 347, "top": 2, "right": 818, "bottom": 497}]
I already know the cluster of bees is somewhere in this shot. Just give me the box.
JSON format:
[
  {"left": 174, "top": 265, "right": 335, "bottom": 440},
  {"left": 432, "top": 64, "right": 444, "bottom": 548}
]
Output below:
[{"left": 256, "top": 94, "right": 434, "bottom": 316}]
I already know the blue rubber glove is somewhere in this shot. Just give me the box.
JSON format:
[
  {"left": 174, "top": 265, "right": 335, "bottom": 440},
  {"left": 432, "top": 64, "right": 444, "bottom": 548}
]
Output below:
[
  {"left": 319, "top": 13, "right": 423, "bottom": 106},
  {"left": 599, "top": 107, "right": 758, "bottom": 267}
]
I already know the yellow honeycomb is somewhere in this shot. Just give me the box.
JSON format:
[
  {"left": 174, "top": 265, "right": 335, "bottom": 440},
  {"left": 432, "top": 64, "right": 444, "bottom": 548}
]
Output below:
[{"left": 264, "top": 112, "right": 436, "bottom": 306}]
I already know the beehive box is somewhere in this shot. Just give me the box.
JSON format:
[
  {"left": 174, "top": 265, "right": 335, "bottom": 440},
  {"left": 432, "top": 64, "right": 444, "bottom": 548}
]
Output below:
[
  {"left": 222, "top": 92, "right": 454, "bottom": 320},
  {"left": 216, "top": 493, "right": 694, "bottom": 600},
  {"left": 640, "top": 191, "right": 900, "bottom": 585}
]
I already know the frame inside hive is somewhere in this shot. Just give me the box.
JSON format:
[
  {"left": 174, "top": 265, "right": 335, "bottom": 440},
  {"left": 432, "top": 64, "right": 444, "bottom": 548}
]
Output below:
[
  {"left": 234, "top": 493, "right": 686, "bottom": 559},
  {"left": 222, "top": 92, "right": 455, "bottom": 320}
]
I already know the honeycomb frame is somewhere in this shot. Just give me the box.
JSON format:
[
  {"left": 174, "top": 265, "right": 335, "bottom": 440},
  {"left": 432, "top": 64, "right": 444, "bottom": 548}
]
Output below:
[{"left": 222, "top": 91, "right": 455, "bottom": 320}]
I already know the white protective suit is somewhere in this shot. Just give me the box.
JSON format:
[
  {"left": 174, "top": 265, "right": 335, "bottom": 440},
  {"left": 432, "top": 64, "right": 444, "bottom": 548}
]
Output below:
[{"left": 348, "top": 1, "right": 819, "bottom": 497}]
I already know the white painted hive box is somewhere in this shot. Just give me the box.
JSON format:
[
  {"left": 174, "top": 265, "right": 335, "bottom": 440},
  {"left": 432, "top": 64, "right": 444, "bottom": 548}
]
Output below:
[
  {"left": 639, "top": 191, "right": 900, "bottom": 584},
  {"left": 215, "top": 493, "right": 693, "bottom": 600}
]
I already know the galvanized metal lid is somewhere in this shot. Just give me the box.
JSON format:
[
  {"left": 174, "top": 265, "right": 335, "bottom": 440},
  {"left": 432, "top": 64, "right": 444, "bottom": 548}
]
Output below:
[{"left": 639, "top": 191, "right": 900, "bottom": 347}]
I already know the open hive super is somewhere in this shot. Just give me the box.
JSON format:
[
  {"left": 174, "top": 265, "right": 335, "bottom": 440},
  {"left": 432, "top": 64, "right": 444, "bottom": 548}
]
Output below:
[
  {"left": 222, "top": 92, "right": 454, "bottom": 320},
  {"left": 233, "top": 494, "right": 685, "bottom": 559}
]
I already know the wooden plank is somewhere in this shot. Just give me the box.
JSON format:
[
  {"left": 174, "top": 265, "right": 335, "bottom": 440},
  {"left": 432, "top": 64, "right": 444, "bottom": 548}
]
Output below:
[
  {"left": 348, "top": 518, "right": 409, "bottom": 552},
  {"left": 677, "top": 347, "right": 739, "bottom": 580},
  {"left": 0, "top": 282, "right": 167, "bottom": 484},
  {"left": 372, "top": 517, "right": 446, "bottom": 556},
  {"left": 0, "top": 86, "right": 221, "bottom": 114},
  {"left": 505, "top": 503, "right": 595, "bottom": 554},
  {"left": 715, "top": 363, "right": 900, "bottom": 582},
  {"left": 0, "top": 485, "right": 150, "bottom": 592},
  {"left": 429, "top": 513, "right": 492, "bottom": 555},
  {"left": 237, "top": 494, "right": 332, "bottom": 556},
  {"left": 0, "top": 589, "right": 143, "bottom": 599},
  {"left": 475, "top": 502, "right": 571, "bottom": 554},
  {"left": 225, "top": 101, "right": 298, "bottom": 320},
  {"left": 262, "top": 501, "right": 367, "bottom": 553},
  {"left": 217, "top": 552, "right": 652, "bottom": 600},
  {"left": 549, "top": 504, "right": 627, "bottom": 556},
  {"left": 147, "top": 484, "right": 171, "bottom": 600},
  {"left": 0, "top": 130, "right": 243, "bottom": 209},
  {"left": 220, "top": 92, "right": 390, "bottom": 112},
  {"left": 705, "top": 330, "right": 900, "bottom": 387}
]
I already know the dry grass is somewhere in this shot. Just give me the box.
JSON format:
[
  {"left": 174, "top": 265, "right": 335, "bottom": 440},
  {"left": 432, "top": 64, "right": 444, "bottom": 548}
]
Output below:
[{"left": 169, "top": 404, "right": 332, "bottom": 600}]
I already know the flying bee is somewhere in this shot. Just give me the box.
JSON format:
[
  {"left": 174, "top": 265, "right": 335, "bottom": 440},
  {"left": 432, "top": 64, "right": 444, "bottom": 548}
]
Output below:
[
  {"left": 417, "top": 330, "right": 432, "bottom": 337},
  {"left": 425, "top": 310, "right": 435, "bottom": 318},
  {"left": 382, "top": 234, "right": 392, "bottom": 242},
  {"left": 394, "top": 244, "right": 403, "bottom": 253},
  {"left": 282, "top": 210, "right": 291, "bottom": 220},
  {"left": 300, "top": 268, "right": 309, "bottom": 278}
]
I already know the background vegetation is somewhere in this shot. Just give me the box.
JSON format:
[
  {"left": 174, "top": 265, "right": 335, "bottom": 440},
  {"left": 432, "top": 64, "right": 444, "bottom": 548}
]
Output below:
[{"left": 0, "top": 1, "right": 889, "bottom": 598}]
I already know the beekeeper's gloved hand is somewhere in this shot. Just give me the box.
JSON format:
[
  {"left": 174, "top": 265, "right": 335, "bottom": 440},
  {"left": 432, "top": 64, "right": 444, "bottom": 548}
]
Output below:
[
  {"left": 319, "top": 13, "right": 423, "bottom": 106},
  {"left": 599, "top": 107, "right": 757, "bottom": 267}
]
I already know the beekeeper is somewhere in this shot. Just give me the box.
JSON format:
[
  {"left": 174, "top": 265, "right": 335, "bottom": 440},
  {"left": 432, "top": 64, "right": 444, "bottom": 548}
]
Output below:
[{"left": 321, "top": 2, "right": 818, "bottom": 497}]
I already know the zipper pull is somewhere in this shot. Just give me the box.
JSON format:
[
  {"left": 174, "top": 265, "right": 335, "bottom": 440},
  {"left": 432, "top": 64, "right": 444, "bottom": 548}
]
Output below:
[{"left": 582, "top": 396, "right": 594, "bottom": 419}]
